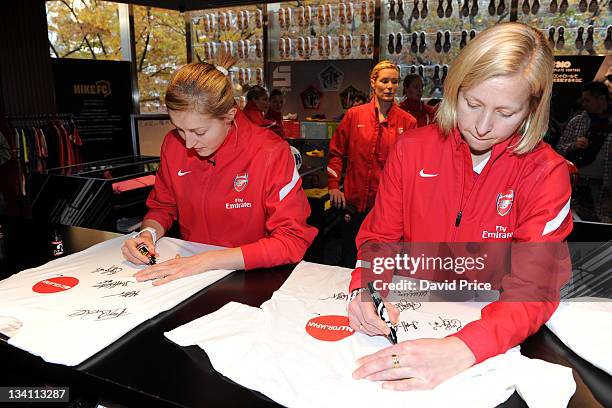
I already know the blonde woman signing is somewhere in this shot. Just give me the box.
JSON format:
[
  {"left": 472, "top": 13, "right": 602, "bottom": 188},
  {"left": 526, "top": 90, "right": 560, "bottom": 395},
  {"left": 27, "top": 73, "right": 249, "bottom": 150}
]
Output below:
[
  {"left": 122, "top": 52, "right": 317, "bottom": 284},
  {"left": 349, "top": 23, "right": 572, "bottom": 389}
]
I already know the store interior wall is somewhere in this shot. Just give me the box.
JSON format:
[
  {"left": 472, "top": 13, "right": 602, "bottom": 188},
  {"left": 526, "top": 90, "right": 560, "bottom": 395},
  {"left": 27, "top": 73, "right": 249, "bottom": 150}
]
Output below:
[{"left": 0, "top": 1, "right": 56, "bottom": 115}]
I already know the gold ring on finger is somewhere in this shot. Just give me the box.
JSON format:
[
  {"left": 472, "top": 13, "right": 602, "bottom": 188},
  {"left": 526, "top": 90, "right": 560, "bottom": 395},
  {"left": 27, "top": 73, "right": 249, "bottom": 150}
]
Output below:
[{"left": 391, "top": 354, "right": 400, "bottom": 369}]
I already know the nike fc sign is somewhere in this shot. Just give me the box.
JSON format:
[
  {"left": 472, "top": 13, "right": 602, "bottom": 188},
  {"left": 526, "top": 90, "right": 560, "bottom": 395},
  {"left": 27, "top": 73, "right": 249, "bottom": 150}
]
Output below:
[
  {"left": 419, "top": 169, "right": 438, "bottom": 178},
  {"left": 178, "top": 170, "right": 192, "bottom": 176}
]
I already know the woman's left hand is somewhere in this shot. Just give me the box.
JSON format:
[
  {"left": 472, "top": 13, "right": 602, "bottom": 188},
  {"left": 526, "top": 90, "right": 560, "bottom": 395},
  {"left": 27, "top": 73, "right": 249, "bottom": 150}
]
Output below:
[
  {"left": 352, "top": 337, "right": 476, "bottom": 390},
  {"left": 133, "top": 253, "right": 209, "bottom": 285}
]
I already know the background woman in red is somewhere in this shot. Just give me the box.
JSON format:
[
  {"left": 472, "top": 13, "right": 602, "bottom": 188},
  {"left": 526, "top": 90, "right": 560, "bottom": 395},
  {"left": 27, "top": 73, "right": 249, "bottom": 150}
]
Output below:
[
  {"left": 399, "top": 73, "right": 437, "bottom": 128},
  {"left": 327, "top": 61, "right": 417, "bottom": 268}
]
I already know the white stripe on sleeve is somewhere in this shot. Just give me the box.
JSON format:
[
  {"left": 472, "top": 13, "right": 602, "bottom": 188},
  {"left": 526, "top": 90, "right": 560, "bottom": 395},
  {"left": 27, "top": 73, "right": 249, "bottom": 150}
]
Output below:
[
  {"left": 326, "top": 166, "right": 339, "bottom": 178},
  {"left": 279, "top": 166, "right": 300, "bottom": 202},
  {"left": 542, "top": 197, "right": 571, "bottom": 236}
]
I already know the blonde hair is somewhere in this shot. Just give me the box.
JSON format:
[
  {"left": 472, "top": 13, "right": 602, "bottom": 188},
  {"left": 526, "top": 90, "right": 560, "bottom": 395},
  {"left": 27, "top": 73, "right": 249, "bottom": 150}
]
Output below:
[
  {"left": 435, "top": 22, "right": 554, "bottom": 154},
  {"left": 370, "top": 60, "right": 400, "bottom": 81},
  {"left": 165, "top": 50, "right": 238, "bottom": 117}
]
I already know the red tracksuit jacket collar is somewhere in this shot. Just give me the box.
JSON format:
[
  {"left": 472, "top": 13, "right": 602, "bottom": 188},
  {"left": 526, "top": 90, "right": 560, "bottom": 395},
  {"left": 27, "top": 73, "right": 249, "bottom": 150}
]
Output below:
[{"left": 450, "top": 127, "right": 521, "bottom": 167}]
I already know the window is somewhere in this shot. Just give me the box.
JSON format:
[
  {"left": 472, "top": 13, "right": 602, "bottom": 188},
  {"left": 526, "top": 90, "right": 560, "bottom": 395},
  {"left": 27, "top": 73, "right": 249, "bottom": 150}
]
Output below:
[
  {"left": 46, "top": 0, "right": 122, "bottom": 60},
  {"left": 134, "top": 6, "right": 187, "bottom": 113}
]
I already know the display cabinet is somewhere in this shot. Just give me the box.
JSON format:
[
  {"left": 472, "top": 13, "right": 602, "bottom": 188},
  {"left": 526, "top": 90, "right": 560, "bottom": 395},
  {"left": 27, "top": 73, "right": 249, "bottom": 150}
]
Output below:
[{"left": 189, "top": 5, "right": 266, "bottom": 92}]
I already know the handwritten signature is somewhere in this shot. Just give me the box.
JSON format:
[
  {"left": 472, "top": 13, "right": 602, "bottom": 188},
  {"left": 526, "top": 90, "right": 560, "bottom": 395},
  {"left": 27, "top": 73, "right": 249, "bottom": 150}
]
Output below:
[{"left": 68, "top": 308, "right": 130, "bottom": 321}]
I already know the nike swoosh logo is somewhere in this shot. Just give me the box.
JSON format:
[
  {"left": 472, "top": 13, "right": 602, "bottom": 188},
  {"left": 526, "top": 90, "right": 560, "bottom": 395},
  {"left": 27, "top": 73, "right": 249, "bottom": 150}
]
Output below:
[
  {"left": 177, "top": 170, "right": 192, "bottom": 176},
  {"left": 419, "top": 169, "right": 438, "bottom": 178},
  {"left": 357, "top": 124, "right": 365, "bottom": 128}
]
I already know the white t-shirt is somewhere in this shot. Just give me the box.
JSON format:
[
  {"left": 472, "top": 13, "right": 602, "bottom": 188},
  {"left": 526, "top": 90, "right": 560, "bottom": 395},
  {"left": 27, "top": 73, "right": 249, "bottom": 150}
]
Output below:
[
  {"left": 0, "top": 235, "right": 233, "bottom": 366},
  {"left": 546, "top": 297, "right": 612, "bottom": 375},
  {"left": 166, "top": 261, "right": 575, "bottom": 408}
]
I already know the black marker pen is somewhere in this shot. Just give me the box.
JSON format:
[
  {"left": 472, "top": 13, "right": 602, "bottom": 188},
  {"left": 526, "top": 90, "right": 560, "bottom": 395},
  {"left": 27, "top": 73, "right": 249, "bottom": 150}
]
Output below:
[
  {"left": 136, "top": 242, "right": 156, "bottom": 265},
  {"left": 367, "top": 281, "right": 398, "bottom": 344}
]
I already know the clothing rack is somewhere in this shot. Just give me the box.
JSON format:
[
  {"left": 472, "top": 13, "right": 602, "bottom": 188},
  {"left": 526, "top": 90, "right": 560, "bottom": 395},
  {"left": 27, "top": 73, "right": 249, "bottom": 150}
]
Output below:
[{"left": 3, "top": 114, "right": 83, "bottom": 198}]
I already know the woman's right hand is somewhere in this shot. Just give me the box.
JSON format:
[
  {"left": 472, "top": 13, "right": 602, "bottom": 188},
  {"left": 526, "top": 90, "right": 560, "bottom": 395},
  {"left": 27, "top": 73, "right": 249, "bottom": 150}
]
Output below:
[
  {"left": 348, "top": 294, "right": 399, "bottom": 337},
  {"left": 329, "top": 188, "right": 346, "bottom": 209},
  {"left": 121, "top": 231, "right": 157, "bottom": 265}
]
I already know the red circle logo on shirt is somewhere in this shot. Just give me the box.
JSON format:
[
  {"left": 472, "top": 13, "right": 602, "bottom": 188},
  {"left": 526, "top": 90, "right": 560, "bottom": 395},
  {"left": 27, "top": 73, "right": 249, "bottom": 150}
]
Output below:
[
  {"left": 305, "top": 315, "right": 355, "bottom": 341},
  {"left": 32, "top": 276, "right": 79, "bottom": 294}
]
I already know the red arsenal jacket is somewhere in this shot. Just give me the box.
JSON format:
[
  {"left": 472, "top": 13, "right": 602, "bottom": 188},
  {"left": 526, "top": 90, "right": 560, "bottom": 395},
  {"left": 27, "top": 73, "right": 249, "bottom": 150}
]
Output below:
[
  {"left": 399, "top": 99, "right": 437, "bottom": 128},
  {"left": 327, "top": 99, "right": 417, "bottom": 212},
  {"left": 242, "top": 100, "right": 275, "bottom": 128},
  {"left": 351, "top": 124, "right": 573, "bottom": 363},
  {"left": 144, "top": 110, "right": 317, "bottom": 270}
]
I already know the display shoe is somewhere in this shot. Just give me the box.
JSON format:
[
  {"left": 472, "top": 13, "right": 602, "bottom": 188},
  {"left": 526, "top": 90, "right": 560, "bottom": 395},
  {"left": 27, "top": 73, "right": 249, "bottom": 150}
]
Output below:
[
  {"left": 584, "top": 25, "right": 594, "bottom": 51},
  {"left": 346, "top": 3, "right": 353, "bottom": 22},
  {"left": 549, "top": 0, "right": 558, "bottom": 12},
  {"left": 369, "top": 0, "right": 376, "bottom": 21},
  {"left": 548, "top": 26, "right": 556, "bottom": 47},
  {"left": 559, "top": 0, "right": 568, "bottom": 13},
  {"left": 418, "top": 65, "right": 424, "bottom": 77},
  {"left": 556, "top": 26, "right": 565, "bottom": 49},
  {"left": 298, "top": 6, "right": 306, "bottom": 26},
  {"left": 469, "top": 29, "right": 476, "bottom": 40},
  {"left": 419, "top": 31, "right": 427, "bottom": 53},
  {"left": 605, "top": 26, "right": 612, "bottom": 49},
  {"left": 388, "top": 33, "right": 395, "bottom": 54},
  {"left": 437, "top": 0, "right": 445, "bottom": 17},
  {"left": 443, "top": 30, "right": 451, "bottom": 52},
  {"left": 488, "top": 0, "right": 496, "bottom": 15},
  {"left": 396, "top": 32, "right": 403, "bottom": 53},
  {"left": 305, "top": 6, "right": 312, "bottom": 25},
  {"left": 398, "top": 0, "right": 406, "bottom": 19},
  {"left": 497, "top": 0, "right": 506, "bottom": 14},
  {"left": 531, "top": 0, "right": 541, "bottom": 13},
  {"left": 588, "top": 0, "right": 598, "bottom": 12},
  {"left": 433, "top": 64, "right": 441, "bottom": 82},
  {"left": 389, "top": 0, "right": 396, "bottom": 20},
  {"left": 410, "top": 65, "right": 417, "bottom": 74},
  {"left": 256, "top": 9, "right": 262, "bottom": 29},
  {"left": 462, "top": 0, "right": 470, "bottom": 16},
  {"left": 522, "top": 0, "right": 531, "bottom": 14},
  {"left": 412, "top": 0, "right": 420, "bottom": 19},
  {"left": 339, "top": 3, "right": 346, "bottom": 24},
  {"left": 441, "top": 65, "right": 448, "bottom": 83},
  {"left": 298, "top": 36, "right": 305, "bottom": 58},
  {"left": 411, "top": 32, "right": 418, "bottom": 53},
  {"left": 421, "top": 0, "right": 429, "bottom": 17},
  {"left": 318, "top": 5, "right": 326, "bottom": 25},
  {"left": 471, "top": 0, "right": 479, "bottom": 15},
  {"left": 435, "top": 31, "right": 443, "bottom": 52},
  {"left": 460, "top": 29, "right": 468, "bottom": 49},
  {"left": 445, "top": 0, "right": 453, "bottom": 16},
  {"left": 579, "top": 0, "right": 588, "bottom": 11},
  {"left": 325, "top": 5, "right": 332, "bottom": 25},
  {"left": 367, "top": 34, "right": 374, "bottom": 54},
  {"left": 360, "top": 34, "right": 367, "bottom": 54},
  {"left": 575, "top": 26, "right": 584, "bottom": 50},
  {"left": 361, "top": 1, "right": 368, "bottom": 23},
  {"left": 255, "top": 39, "right": 262, "bottom": 58}
]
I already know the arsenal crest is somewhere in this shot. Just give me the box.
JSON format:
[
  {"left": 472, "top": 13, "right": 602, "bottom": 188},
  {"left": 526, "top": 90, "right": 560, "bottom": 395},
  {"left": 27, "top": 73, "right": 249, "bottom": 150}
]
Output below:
[
  {"left": 496, "top": 190, "right": 514, "bottom": 216},
  {"left": 233, "top": 173, "right": 248, "bottom": 192}
]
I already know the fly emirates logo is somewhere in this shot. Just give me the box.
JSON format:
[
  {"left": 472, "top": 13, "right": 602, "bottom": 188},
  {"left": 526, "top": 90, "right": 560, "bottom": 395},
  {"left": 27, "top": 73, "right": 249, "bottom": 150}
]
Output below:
[
  {"left": 225, "top": 197, "right": 252, "bottom": 210},
  {"left": 482, "top": 225, "right": 514, "bottom": 239}
]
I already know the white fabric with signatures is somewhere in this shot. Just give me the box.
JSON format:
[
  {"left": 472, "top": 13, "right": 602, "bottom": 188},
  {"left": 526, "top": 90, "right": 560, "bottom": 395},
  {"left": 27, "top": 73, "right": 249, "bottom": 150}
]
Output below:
[
  {"left": 546, "top": 297, "right": 612, "bottom": 375},
  {"left": 165, "top": 261, "right": 575, "bottom": 408},
  {"left": 0, "top": 236, "right": 233, "bottom": 366}
]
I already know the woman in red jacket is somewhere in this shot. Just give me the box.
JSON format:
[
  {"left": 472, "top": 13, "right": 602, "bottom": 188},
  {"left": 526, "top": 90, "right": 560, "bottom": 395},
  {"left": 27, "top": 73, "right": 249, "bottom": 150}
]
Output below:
[
  {"left": 399, "top": 73, "right": 437, "bottom": 127},
  {"left": 327, "top": 61, "right": 417, "bottom": 267},
  {"left": 242, "top": 85, "right": 272, "bottom": 127},
  {"left": 121, "top": 52, "right": 317, "bottom": 285},
  {"left": 349, "top": 23, "right": 572, "bottom": 390}
]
